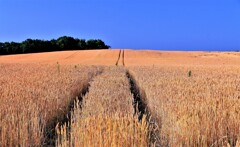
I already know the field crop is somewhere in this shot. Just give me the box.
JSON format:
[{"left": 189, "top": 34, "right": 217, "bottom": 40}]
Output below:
[
  {"left": 56, "top": 67, "right": 150, "bottom": 147},
  {"left": 0, "top": 63, "right": 102, "bottom": 146},
  {"left": 1, "top": 50, "right": 240, "bottom": 147},
  {"left": 129, "top": 65, "right": 240, "bottom": 146}
]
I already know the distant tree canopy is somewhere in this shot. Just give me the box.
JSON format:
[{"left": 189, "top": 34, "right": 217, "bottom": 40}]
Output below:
[{"left": 0, "top": 36, "right": 110, "bottom": 55}]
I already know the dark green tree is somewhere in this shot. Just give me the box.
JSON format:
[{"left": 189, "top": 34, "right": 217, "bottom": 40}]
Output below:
[
  {"left": 56, "top": 36, "right": 78, "bottom": 50},
  {"left": 0, "top": 36, "right": 110, "bottom": 55},
  {"left": 77, "top": 39, "right": 87, "bottom": 49},
  {"left": 86, "top": 39, "right": 110, "bottom": 49}
]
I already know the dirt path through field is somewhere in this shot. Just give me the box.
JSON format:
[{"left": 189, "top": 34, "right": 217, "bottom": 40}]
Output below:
[
  {"left": 115, "top": 49, "right": 125, "bottom": 66},
  {"left": 115, "top": 50, "right": 121, "bottom": 66},
  {"left": 122, "top": 49, "right": 125, "bottom": 66},
  {"left": 55, "top": 66, "right": 156, "bottom": 146},
  {"left": 45, "top": 69, "right": 104, "bottom": 146},
  {"left": 126, "top": 70, "right": 160, "bottom": 146},
  {"left": 56, "top": 67, "right": 151, "bottom": 146}
]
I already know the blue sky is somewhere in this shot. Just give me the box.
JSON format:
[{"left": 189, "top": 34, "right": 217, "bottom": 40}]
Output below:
[{"left": 0, "top": 0, "right": 240, "bottom": 51}]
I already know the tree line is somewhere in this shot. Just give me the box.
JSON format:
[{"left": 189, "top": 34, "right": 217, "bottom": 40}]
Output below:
[{"left": 0, "top": 36, "right": 110, "bottom": 55}]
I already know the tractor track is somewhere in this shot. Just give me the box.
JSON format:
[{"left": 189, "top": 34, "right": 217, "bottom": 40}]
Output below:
[
  {"left": 43, "top": 85, "right": 90, "bottom": 147},
  {"left": 115, "top": 50, "right": 122, "bottom": 66},
  {"left": 43, "top": 47, "right": 159, "bottom": 146},
  {"left": 115, "top": 49, "right": 125, "bottom": 66},
  {"left": 64, "top": 51, "right": 79, "bottom": 60},
  {"left": 126, "top": 70, "right": 161, "bottom": 147},
  {"left": 122, "top": 49, "right": 125, "bottom": 66},
  {"left": 43, "top": 70, "right": 103, "bottom": 147}
]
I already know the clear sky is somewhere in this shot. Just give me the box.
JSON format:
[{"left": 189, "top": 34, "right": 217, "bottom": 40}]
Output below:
[{"left": 0, "top": 0, "right": 240, "bottom": 51}]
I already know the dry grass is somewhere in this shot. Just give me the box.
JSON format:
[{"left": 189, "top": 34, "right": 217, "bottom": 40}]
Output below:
[
  {"left": 129, "top": 65, "right": 240, "bottom": 146},
  {"left": 0, "top": 63, "right": 102, "bottom": 146},
  {"left": 56, "top": 67, "right": 150, "bottom": 147}
]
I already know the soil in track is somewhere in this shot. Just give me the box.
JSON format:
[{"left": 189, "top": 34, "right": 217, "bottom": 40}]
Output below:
[
  {"left": 43, "top": 71, "right": 103, "bottom": 147},
  {"left": 122, "top": 49, "right": 125, "bottom": 66},
  {"left": 126, "top": 71, "right": 146, "bottom": 120},
  {"left": 115, "top": 49, "right": 125, "bottom": 66},
  {"left": 43, "top": 85, "right": 89, "bottom": 146},
  {"left": 126, "top": 70, "right": 161, "bottom": 147},
  {"left": 115, "top": 50, "right": 122, "bottom": 66}
]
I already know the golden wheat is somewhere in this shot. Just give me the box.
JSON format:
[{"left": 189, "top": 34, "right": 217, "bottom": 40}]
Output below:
[
  {"left": 2, "top": 61, "right": 239, "bottom": 147},
  {"left": 56, "top": 67, "right": 150, "bottom": 147},
  {"left": 0, "top": 63, "right": 102, "bottom": 146},
  {"left": 129, "top": 65, "right": 240, "bottom": 146}
]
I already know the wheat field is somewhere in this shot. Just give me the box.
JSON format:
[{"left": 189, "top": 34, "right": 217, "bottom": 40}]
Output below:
[
  {"left": 129, "top": 65, "right": 240, "bottom": 146},
  {"left": 0, "top": 50, "right": 240, "bottom": 147},
  {"left": 0, "top": 63, "right": 102, "bottom": 146}
]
